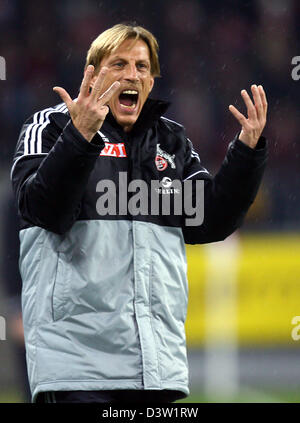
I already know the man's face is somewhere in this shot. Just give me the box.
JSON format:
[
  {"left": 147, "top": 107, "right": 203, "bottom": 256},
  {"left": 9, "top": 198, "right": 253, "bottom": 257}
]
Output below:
[{"left": 92, "top": 38, "right": 155, "bottom": 132}]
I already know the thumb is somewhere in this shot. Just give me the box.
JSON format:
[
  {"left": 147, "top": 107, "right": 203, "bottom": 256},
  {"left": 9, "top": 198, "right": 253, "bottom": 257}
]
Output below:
[{"left": 53, "top": 86, "right": 73, "bottom": 110}]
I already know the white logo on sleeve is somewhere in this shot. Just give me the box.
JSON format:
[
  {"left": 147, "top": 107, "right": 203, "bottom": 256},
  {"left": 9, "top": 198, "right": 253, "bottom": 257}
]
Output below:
[{"left": 161, "top": 177, "right": 172, "bottom": 188}]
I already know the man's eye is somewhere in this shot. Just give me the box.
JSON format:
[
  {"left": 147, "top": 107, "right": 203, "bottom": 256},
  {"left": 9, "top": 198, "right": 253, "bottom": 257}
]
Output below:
[
  {"left": 114, "top": 63, "right": 124, "bottom": 68},
  {"left": 137, "top": 63, "right": 147, "bottom": 69}
]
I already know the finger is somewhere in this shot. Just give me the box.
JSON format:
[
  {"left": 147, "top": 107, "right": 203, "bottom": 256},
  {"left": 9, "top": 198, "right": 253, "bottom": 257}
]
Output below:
[
  {"left": 90, "top": 67, "right": 109, "bottom": 101},
  {"left": 99, "top": 105, "right": 110, "bottom": 117},
  {"left": 228, "top": 104, "right": 247, "bottom": 126},
  {"left": 258, "top": 85, "right": 268, "bottom": 115},
  {"left": 241, "top": 89, "right": 257, "bottom": 120},
  {"left": 251, "top": 84, "right": 263, "bottom": 118},
  {"left": 79, "top": 65, "right": 95, "bottom": 99},
  {"left": 98, "top": 81, "right": 121, "bottom": 105},
  {"left": 53, "top": 86, "right": 73, "bottom": 110}
]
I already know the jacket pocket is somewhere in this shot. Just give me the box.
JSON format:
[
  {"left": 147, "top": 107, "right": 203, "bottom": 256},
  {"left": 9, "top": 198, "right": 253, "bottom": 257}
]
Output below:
[{"left": 52, "top": 252, "right": 70, "bottom": 321}]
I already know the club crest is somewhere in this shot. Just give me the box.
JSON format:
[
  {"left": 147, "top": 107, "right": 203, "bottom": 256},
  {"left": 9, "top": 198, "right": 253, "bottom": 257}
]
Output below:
[{"left": 155, "top": 144, "right": 176, "bottom": 171}]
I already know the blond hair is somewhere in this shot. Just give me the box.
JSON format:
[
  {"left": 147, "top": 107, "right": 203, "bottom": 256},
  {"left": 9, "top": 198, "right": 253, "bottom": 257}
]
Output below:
[{"left": 85, "top": 23, "right": 160, "bottom": 77}]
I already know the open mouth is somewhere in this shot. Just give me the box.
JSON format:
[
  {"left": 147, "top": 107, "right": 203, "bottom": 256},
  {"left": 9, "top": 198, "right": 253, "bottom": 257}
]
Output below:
[{"left": 119, "top": 90, "right": 139, "bottom": 109}]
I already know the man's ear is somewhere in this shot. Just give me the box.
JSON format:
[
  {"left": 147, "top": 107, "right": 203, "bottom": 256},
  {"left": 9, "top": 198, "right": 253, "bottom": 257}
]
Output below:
[{"left": 149, "top": 76, "right": 155, "bottom": 93}]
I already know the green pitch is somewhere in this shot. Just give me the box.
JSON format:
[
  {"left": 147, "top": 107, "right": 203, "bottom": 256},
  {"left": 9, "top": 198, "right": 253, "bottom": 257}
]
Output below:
[
  {"left": 177, "top": 388, "right": 300, "bottom": 403},
  {"left": 0, "top": 388, "right": 299, "bottom": 403}
]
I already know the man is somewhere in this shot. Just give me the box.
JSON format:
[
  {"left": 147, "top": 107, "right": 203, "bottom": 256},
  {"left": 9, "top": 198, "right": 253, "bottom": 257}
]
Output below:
[{"left": 11, "top": 23, "right": 267, "bottom": 403}]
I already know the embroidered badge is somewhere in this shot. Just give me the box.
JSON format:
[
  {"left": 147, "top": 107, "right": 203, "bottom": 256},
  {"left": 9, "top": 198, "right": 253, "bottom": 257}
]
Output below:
[
  {"left": 100, "top": 142, "right": 127, "bottom": 157},
  {"left": 155, "top": 144, "right": 176, "bottom": 171},
  {"left": 155, "top": 155, "right": 168, "bottom": 171}
]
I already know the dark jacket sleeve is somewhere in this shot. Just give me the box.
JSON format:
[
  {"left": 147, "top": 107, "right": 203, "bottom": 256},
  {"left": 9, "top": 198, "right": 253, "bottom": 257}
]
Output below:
[
  {"left": 182, "top": 134, "right": 268, "bottom": 244},
  {"left": 11, "top": 114, "right": 105, "bottom": 235}
]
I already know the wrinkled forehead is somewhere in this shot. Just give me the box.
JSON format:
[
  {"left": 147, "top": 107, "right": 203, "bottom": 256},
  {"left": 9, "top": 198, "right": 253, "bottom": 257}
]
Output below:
[{"left": 104, "top": 37, "right": 151, "bottom": 62}]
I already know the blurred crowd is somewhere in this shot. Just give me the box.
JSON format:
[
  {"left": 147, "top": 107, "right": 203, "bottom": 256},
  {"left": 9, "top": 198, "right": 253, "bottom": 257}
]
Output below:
[{"left": 0, "top": 0, "right": 299, "bottom": 229}]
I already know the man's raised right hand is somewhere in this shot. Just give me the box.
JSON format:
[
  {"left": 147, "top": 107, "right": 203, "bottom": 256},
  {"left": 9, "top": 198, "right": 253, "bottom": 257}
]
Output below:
[{"left": 53, "top": 65, "right": 120, "bottom": 142}]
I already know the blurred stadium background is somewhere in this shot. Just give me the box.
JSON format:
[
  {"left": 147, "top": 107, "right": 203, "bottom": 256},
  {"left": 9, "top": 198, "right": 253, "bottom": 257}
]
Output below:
[{"left": 0, "top": 0, "right": 300, "bottom": 403}]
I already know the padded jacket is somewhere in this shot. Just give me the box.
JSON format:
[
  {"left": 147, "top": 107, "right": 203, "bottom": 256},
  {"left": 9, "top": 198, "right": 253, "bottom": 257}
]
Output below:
[{"left": 11, "top": 98, "right": 267, "bottom": 402}]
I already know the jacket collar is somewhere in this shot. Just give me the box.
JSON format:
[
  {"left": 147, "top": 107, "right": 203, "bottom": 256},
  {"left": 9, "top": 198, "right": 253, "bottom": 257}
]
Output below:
[{"left": 105, "top": 97, "right": 170, "bottom": 137}]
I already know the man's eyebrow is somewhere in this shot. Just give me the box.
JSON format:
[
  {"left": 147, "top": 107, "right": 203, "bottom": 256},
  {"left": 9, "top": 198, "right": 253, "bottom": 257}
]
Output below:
[
  {"left": 108, "top": 56, "right": 150, "bottom": 63},
  {"left": 109, "top": 56, "right": 126, "bottom": 62}
]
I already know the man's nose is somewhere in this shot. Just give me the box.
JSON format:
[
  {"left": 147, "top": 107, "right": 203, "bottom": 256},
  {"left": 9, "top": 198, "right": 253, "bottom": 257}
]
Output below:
[{"left": 124, "top": 64, "right": 139, "bottom": 81}]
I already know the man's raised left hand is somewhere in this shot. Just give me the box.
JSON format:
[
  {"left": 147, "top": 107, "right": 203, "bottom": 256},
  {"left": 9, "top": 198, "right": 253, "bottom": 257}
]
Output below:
[{"left": 229, "top": 84, "right": 268, "bottom": 149}]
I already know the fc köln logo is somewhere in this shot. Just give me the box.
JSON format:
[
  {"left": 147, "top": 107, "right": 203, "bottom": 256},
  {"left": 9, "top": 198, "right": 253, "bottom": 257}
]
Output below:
[
  {"left": 155, "top": 155, "right": 168, "bottom": 171},
  {"left": 155, "top": 144, "right": 176, "bottom": 171}
]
